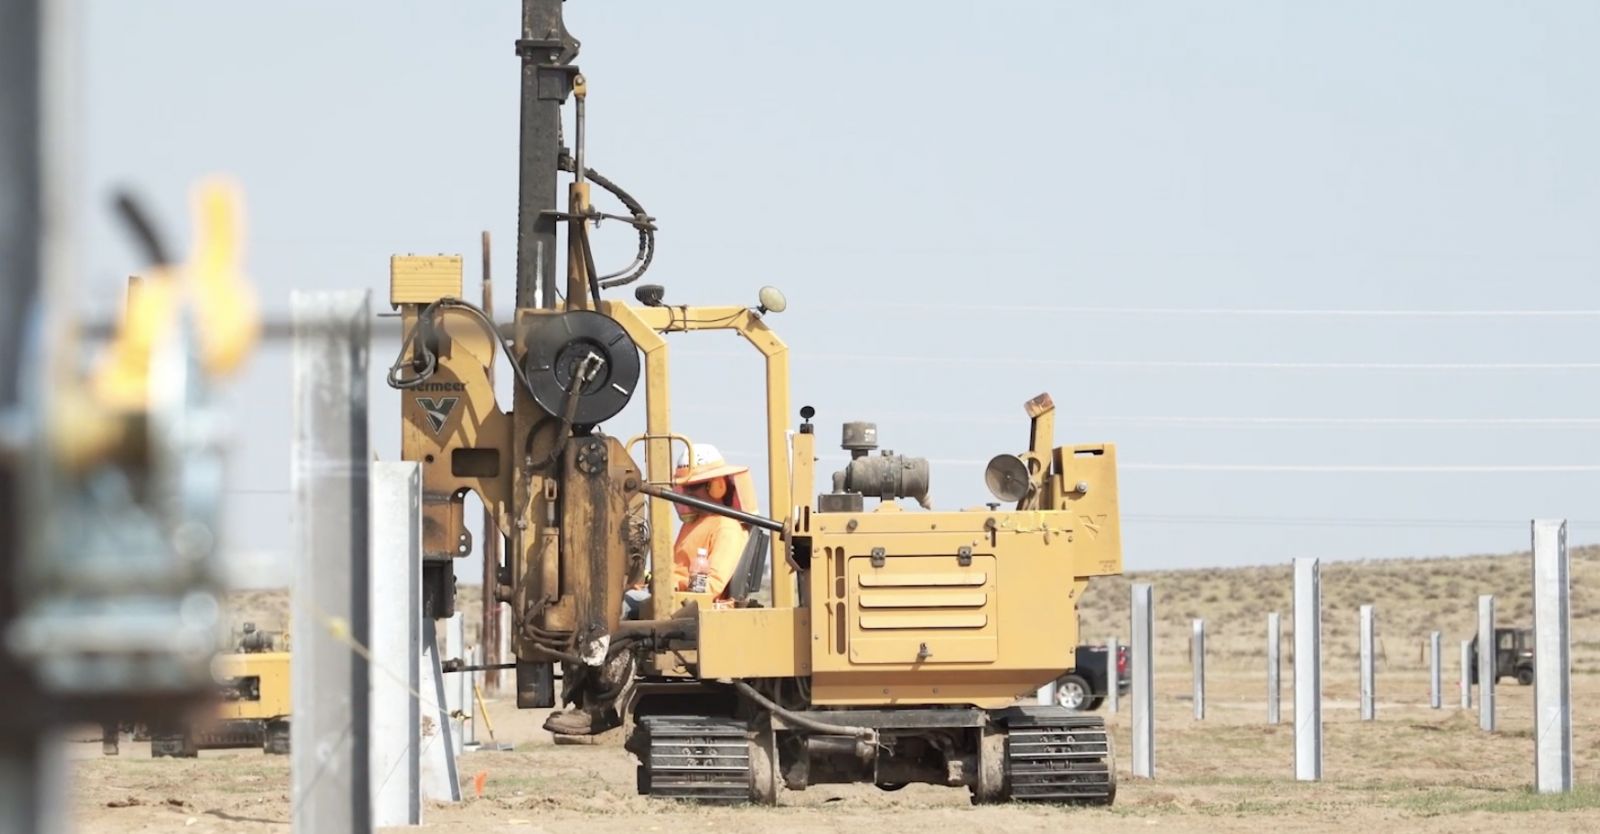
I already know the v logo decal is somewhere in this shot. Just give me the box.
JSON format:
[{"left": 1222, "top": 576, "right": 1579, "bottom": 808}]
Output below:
[{"left": 416, "top": 397, "right": 459, "bottom": 434}]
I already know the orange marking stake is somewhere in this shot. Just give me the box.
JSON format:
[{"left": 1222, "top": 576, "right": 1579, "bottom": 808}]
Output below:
[{"left": 473, "top": 770, "right": 488, "bottom": 798}]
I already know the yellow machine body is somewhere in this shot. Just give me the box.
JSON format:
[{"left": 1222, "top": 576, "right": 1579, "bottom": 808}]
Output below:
[
  {"left": 386, "top": 8, "right": 1123, "bottom": 801},
  {"left": 211, "top": 650, "right": 291, "bottom": 721}
]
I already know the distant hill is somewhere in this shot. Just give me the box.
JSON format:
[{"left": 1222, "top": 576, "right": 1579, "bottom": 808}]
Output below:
[
  {"left": 1077, "top": 544, "right": 1600, "bottom": 671},
  {"left": 228, "top": 544, "right": 1599, "bottom": 673}
]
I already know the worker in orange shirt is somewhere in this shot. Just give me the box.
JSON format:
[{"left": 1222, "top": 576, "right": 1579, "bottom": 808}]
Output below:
[
  {"left": 621, "top": 444, "right": 752, "bottom": 620},
  {"left": 669, "top": 444, "right": 751, "bottom": 598}
]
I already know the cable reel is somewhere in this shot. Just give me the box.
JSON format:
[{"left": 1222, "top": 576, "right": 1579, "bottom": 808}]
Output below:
[{"left": 522, "top": 310, "right": 640, "bottom": 425}]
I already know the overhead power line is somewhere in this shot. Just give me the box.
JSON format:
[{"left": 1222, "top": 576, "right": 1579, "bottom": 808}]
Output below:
[
  {"left": 801, "top": 455, "right": 1600, "bottom": 474},
  {"left": 726, "top": 412, "right": 1600, "bottom": 428},
  {"left": 818, "top": 303, "right": 1600, "bottom": 319},
  {"left": 673, "top": 349, "right": 1600, "bottom": 371},
  {"left": 1122, "top": 513, "right": 1600, "bottom": 530}
]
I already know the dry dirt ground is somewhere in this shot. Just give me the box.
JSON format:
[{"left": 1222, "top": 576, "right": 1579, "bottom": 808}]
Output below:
[
  {"left": 69, "top": 666, "right": 1600, "bottom": 833},
  {"left": 68, "top": 545, "right": 1600, "bottom": 832}
]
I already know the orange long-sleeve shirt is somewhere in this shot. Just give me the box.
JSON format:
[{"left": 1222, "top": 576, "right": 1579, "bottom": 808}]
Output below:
[{"left": 672, "top": 514, "right": 748, "bottom": 598}]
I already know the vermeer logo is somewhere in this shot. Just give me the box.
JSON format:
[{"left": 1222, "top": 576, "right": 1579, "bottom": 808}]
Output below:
[
  {"left": 416, "top": 382, "right": 466, "bottom": 392},
  {"left": 416, "top": 397, "right": 459, "bottom": 433}
]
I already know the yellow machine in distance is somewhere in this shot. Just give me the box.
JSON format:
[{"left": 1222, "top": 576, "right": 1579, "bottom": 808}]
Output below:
[
  {"left": 386, "top": 0, "right": 1124, "bottom": 805},
  {"left": 151, "top": 624, "right": 291, "bottom": 757}
]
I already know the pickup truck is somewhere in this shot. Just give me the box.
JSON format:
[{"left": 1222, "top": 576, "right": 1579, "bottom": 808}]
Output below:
[{"left": 1053, "top": 643, "right": 1131, "bottom": 711}]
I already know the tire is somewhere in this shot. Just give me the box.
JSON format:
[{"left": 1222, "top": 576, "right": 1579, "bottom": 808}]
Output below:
[
  {"left": 1054, "top": 675, "right": 1091, "bottom": 711},
  {"left": 1085, "top": 697, "right": 1105, "bottom": 712},
  {"left": 1517, "top": 667, "right": 1535, "bottom": 686}
]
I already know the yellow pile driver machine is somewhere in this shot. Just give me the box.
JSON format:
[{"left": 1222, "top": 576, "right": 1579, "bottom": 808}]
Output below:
[
  {"left": 151, "top": 624, "right": 291, "bottom": 757},
  {"left": 386, "top": 1, "right": 1124, "bottom": 805}
]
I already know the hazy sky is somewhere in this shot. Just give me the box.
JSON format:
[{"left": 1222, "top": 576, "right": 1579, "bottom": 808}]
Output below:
[{"left": 75, "top": 1, "right": 1600, "bottom": 585}]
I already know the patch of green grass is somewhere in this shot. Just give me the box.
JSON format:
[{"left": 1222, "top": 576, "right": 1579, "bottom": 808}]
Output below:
[
  {"left": 1163, "top": 774, "right": 1286, "bottom": 788},
  {"left": 1390, "top": 785, "right": 1600, "bottom": 817}
]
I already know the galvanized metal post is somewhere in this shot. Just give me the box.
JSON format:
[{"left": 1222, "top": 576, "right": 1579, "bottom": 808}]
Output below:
[
  {"left": 1532, "top": 519, "right": 1573, "bottom": 793},
  {"left": 1107, "top": 635, "right": 1119, "bottom": 714},
  {"left": 446, "top": 613, "right": 466, "bottom": 756},
  {"left": 1359, "top": 605, "right": 1375, "bottom": 721},
  {"left": 369, "top": 462, "right": 421, "bottom": 827},
  {"left": 1267, "top": 612, "right": 1281, "bottom": 725},
  {"left": 463, "top": 646, "right": 479, "bottom": 750},
  {"left": 1440, "top": 630, "right": 1452, "bottom": 707},
  {"left": 1294, "top": 557, "right": 1321, "bottom": 781},
  {"left": 496, "top": 604, "right": 511, "bottom": 695},
  {"left": 418, "top": 626, "right": 460, "bottom": 803},
  {"left": 1191, "top": 619, "right": 1205, "bottom": 721},
  {"left": 1460, "top": 640, "right": 1472, "bottom": 710},
  {"left": 1478, "top": 595, "right": 1495, "bottom": 732},
  {"left": 291, "top": 290, "right": 372, "bottom": 834},
  {"left": 1130, "top": 583, "right": 1154, "bottom": 778}
]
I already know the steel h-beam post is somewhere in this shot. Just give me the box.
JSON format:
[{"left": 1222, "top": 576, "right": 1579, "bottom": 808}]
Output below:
[
  {"left": 1130, "top": 583, "right": 1154, "bottom": 778},
  {"left": 1359, "top": 605, "right": 1375, "bottom": 721},
  {"left": 1440, "top": 630, "right": 1452, "bottom": 707},
  {"left": 1478, "top": 595, "right": 1495, "bottom": 732},
  {"left": 1267, "top": 612, "right": 1281, "bottom": 725},
  {"left": 1460, "top": 640, "right": 1472, "bottom": 710},
  {"left": 1107, "top": 635, "right": 1120, "bottom": 714},
  {"left": 292, "top": 290, "right": 372, "bottom": 833},
  {"left": 1191, "top": 619, "right": 1205, "bottom": 720},
  {"left": 1294, "top": 557, "right": 1321, "bottom": 781},
  {"left": 1532, "top": 519, "right": 1573, "bottom": 793},
  {"left": 369, "top": 463, "right": 422, "bottom": 826}
]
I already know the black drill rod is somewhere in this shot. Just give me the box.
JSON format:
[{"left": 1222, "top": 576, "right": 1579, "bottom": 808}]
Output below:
[{"left": 634, "top": 483, "right": 785, "bottom": 532}]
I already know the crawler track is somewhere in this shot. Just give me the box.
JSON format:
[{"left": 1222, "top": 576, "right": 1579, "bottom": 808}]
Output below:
[{"left": 1002, "top": 707, "right": 1116, "bottom": 805}]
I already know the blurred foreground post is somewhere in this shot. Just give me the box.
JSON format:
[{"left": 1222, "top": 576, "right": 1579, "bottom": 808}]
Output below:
[
  {"left": 1130, "top": 583, "right": 1154, "bottom": 778},
  {"left": 0, "top": 2, "right": 57, "bottom": 831},
  {"left": 369, "top": 462, "right": 421, "bottom": 826},
  {"left": 1267, "top": 612, "right": 1281, "bottom": 725},
  {"left": 291, "top": 290, "right": 372, "bottom": 834},
  {"left": 1531, "top": 520, "right": 1572, "bottom": 793},
  {"left": 1477, "top": 595, "right": 1495, "bottom": 732},
  {"left": 1294, "top": 557, "right": 1321, "bottom": 781},
  {"left": 1191, "top": 619, "right": 1205, "bottom": 721}
]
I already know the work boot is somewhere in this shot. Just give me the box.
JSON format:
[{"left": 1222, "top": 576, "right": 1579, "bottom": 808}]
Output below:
[{"left": 542, "top": 706, "right": 622, "bottom": 737}]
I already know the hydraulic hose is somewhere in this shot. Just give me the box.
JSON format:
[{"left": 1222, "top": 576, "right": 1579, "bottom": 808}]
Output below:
[{"left": 732, "top": 680, "right": 877, "bottom": 743}]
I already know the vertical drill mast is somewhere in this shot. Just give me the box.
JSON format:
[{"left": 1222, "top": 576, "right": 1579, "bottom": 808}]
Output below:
[{"left": 514, "top": 0, "right": 575, "bottom": 310}]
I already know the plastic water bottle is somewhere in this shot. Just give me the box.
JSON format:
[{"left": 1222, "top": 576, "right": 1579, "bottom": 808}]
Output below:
[{"left": 690, "top": 548, "right": 710, "bottom": 593}]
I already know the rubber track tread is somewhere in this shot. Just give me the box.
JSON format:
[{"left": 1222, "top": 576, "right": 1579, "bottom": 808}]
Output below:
[
  {"left": 638, "top": 715, "right": 753, "bottom": 805},
  {"left": 1004, "top": 712, "right": 1115, "bottom": 805}
]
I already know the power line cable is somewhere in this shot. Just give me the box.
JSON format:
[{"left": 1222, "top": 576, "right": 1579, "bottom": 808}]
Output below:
[
  {"left": 675, "top": 349, "right": 1600, "bottom": 371},
  {"left": 811, "top": 303, "right": 1600, "bottom": 319}
]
